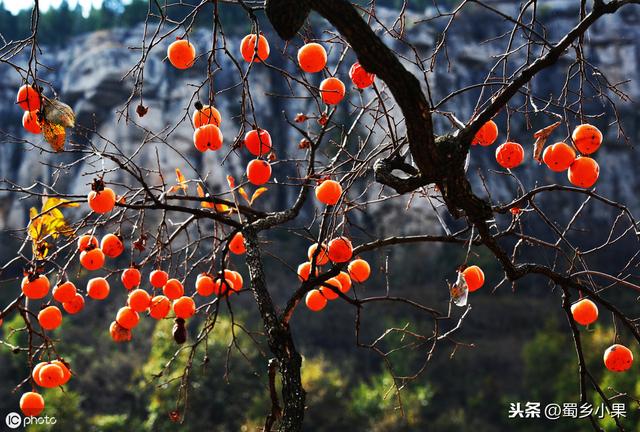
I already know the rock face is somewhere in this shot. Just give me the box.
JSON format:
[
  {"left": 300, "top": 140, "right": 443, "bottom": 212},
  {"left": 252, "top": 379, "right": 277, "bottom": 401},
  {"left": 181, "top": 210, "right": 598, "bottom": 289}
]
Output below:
[{"left": 0, "top": 3, "right": 639, "bottom": 232}]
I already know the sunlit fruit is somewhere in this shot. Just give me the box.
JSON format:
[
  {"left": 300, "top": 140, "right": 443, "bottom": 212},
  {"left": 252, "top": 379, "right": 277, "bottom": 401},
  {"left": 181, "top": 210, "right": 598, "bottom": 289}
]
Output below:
[
  {"left": 32, "top": 362, "right": 46, "bottom": 386},
  {"left": 327, "top": 237, "right": 353, "bottom": 263},
  {"left": 149, "top": 295, "right": 171, "bottom": 319},
  {"left": 38, "top": 306, "right": 62, "bottom": 331},
  {"left": 121, "top": 267, "right": 141, "bottom": 290},
  {"left": 319, "top": 77, "right": 346, "bottom": 105},
  {"left": 173, "top": 296, "right": 196, "bottom": 319},
  {"left": 196, "top": 274, "right": 215, "bottom": 296},
  {"left": 128, "top": 289, "right": 151, "bottom": 312},
  {"left": 20, "top": 392, "right": 45, "bottom": 416},
  {"left": 53, "top": 281, "right": 77, "bottom": 303},
  {"left": 315, "top": 180, "right": 342, "bottom": 205},
  {"left": 167, "top": 39, "right": 196, "bottom": 69},
  {"left": 571, "top": 299, "right": 598, "bottom": 326},
  {"left": 22, "top": 110, "right": 42, "bottom": 134},
  {"left": 604, "top": 344, "right": 633, "bottom": 372},
  {"left": 22, "top": 275, "right": 50, "bottom": 299},
  {"left": 348, "top": 259, "right": 371, "bottom": 283},
  {"left": 88, "top": 187, "right": 116, "bottom": 213},
  {"left": 297, "top": 262, "right": 317, "bottom": 282},
  {"left": 298, "top": 43, "right": 327, "bottom": 73},
  {"left": 246, "top": 159, "right": 272, "bottom": 185},
  {"left": 225, "top": 269, "right": 243, "bottom": 293},
  {"left": 192, "top": 105, "right": 222, "bottom": 128},
  {"left": 16, "top": 84, "right": 41, "bottom": 111},
  {"left": 240, "top": 33, "right": 270, "bottom": 62},
  {"left": 149, "top": 269, "right": 169, "bottom": 288},
  {"left": 472, "top": 120, "right": 498, "bottom": 146},
  {"left": 51, "top": 360, "right": 71, "bottom": 385},
  {"left": 572, "top": 124, "right": 602, "bottom": 155},
  {"left": 78, "top": 234, "right": 98, "bottom": 251},
  {"left": 79, "top": 248, "right": 105, "bottom": 271},
  {"left": 543, "top": 142, "right": 576, "bottom": 172},
  {"left": 305, "top": 289, "right": 327, "bottom": 311},
  {"left": 307, "top": 243, "right": 329, "bottom": 266},
  {"left": 336, "top": 271, "right": 352, "bottom": 293},
  {"left": 320, "top": 278, "right": 342, "bottom": 300},
  {"left": 193, "top": 124, "right": 223, "bottom": 152},
  {"left": 109, "top": 320, "right": 132, "bottom": 342},
  {"left": 87, "top": 277, "right": 110, "bottom": 300},
  {"left": 38, "top": 363, "right": 64, "bottom": 388},
  {"left": 244, "top": 129, "right": 272, "bottom": 156},
  {"left": 495, "top": 142, "right": 524, "bottom": 169},
  {"left": 62, "top": 293, "right": 85, "bottom": 314},
  {"left": 163, "top": 278, "right": 184, "bottom": 300},
  {"left": 100, "top": 234, "right": 124, "bottom": 258},
  {"left": 229, "top": 232, "right": 246, "bottom": 255},
  {"left": 462, "top": 265, "right": 484, "bottom": 292},
  {"left": 116, "top": 306, "right": 140, "bottom": 329},
  {"left": 568, "top": 156, "right": 599, "bottom": 188},
  {"left": 349, "top": 62, "right": 375, "bottom": 89}
]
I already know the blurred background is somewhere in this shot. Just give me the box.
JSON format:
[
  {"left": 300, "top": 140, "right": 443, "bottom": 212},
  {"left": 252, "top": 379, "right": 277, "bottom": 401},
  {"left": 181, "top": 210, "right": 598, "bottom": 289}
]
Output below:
[{"left": 1, "top": 1, "right": 640, "bottom": 430}]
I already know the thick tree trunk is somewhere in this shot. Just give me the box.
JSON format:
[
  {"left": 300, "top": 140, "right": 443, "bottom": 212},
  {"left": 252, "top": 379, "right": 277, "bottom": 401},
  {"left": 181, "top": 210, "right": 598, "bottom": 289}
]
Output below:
[{"left": 244, "top": 227, "right": 306, "bottom": 431}]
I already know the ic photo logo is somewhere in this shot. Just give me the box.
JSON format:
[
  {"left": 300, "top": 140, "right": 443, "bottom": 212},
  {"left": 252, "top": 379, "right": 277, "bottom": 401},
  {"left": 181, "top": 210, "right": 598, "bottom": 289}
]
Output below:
[{"left": 5, "top": 412, "right": 21, "bottom": 429}]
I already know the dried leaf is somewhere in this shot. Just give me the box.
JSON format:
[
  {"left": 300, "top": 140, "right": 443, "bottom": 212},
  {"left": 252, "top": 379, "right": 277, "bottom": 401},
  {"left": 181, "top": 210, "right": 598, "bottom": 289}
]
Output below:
[
  {"left": 250, "top": 187, "right": 268, "bottom": 205},
  {"left": 42, "top": 121, "right": 66, "bottom": 152},
  {"left": 197, "top": 184, "right": 215, "bottom": 209},
  {"left": 533, "top": 121, "right": 562, "bottom": 162},
  {"left": 226, "top": 175, "right": 236, "bottom": 189},
  {"left": 450, "top": 271, "right": 469, "bottom": 307},
  {"left": 238, "top": 187, "right": 250, "bottom": 204}
]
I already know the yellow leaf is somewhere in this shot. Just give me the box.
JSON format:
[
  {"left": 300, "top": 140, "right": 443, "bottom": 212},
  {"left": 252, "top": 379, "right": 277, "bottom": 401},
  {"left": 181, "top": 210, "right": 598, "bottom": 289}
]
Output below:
[
  {"left": 250, "top": 187, "right": 268, "bottom": 205},
  {"left": 238, "top": 187, "right": 250, "bottom": 204},
  {"left": 196, "top": 184, "right": 205, "bottom": 198},
  {"left": 42, "top": 121, "right": 66, "bottom": 152},
  {"left": 226, "top": 175, "right": 236, "bottom": 189},
  {"left": 42, "top": 197, "right": 79, "bottom": 210}
]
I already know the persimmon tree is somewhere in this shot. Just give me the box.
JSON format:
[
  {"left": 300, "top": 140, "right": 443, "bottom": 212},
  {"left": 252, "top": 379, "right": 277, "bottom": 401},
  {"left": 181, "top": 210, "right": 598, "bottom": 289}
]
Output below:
[{"left": 2, "top": 0, "right": 640, "bottom": 430}]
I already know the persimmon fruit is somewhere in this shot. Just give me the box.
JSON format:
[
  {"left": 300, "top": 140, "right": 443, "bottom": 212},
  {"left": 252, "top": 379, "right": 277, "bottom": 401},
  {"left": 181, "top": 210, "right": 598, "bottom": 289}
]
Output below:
[
  {"left": 495, "top": 142, "right": 524, "bottom": 169},
  {"left": 193, "top": 124, "right": 223, "bottom": 152},
  {"left": 462, "top": 265, "right": 485, "bottom": 292},
  {"left": 149, "top": 295, "right": 171, "bottom": 319},
  {"left": 87, "top": 277, "right": 110, "bottom": 300},
  {"left": 327, "top": 237, "right": 353, "bottom": 263},
  {"left": 38, "top": 306, "right": 63, "bottom": 330},
  {"left": 22, "top": 275, "right": 50, "bottom": 299},
  {"left": 229, "top": 232, "right": 246, "bottom": 255},
  {"left": 128, "top": 289, "right": 151, "bottom": 312},
  {"left": 571, "top": 299, "right": 598, "bottom": 326},
  {"left": 163, "top": 278, "right": 184, "bottom": 300},
  {"left": 51, "top": 360, "right": 71, "bottom": 385},
  {"left": 16, "top": 84, "right": 41, "bottom": 111},
  {"left": 240, "top": 34, "right": 270, "bottom": 63},
  {"left": 38, "top": 363, "right": 64, "bottom": 388},
  {"left": 116, "top": 306, "right": 140, "bottom": 329},
  {"left": 319, "top": 77, "right": 346, "bottom": 105},
  {"left": 167, "top": 39, "right": 196, "bottom": 69},
  {"left": 244, "top": 129, "right": 272, "bottom": 156},
  {"left": 542, "top": 142, "right": 576, "bottom": 172},
  {"left": 246, "top": 159, "right": 272, "bottom": 185},
  {"left": 121, "top": 267, "right": 141, "bottom": 290},
  {"left": 100, "top": 234, "right": 124, "bottom": 258},
  {"left": 78, "top": 234, "right": 98, "bottom": 251},
  {"left": 305, "top": 289, "right": 327, "bottom": 311},
  {"left": 62, "top": 293, "right": 85, "bottom": 314},
  {"left": 20, "top": 392, "right": 45, "bottom": 416},
  {"left": 110, "top": 320, "right": 132, "bottom": 342},
  {"left": 53, "top": 281, "right": 77, "bottom": 303},
  {"left": 297, "top": 262, "right": 317, "bottom": 282},
  {"left": 173, "top": 296, "right": 196, "bottom": 319},
  {"left": 149, "top": 269, "right": 169, "bottom": 288},
  {"left": 349, "top": 62, "right": 375, "bottom": 89},
  {"left": 348, "top": 259, "right": 371, "bottom": 283},
  {"left": 307, "top": 243, "right": 329, "bottom": 266},
  {"left": 604, "top": 344, "right": 633, "bottom": 372},
  {"left": 336, "top": 271, "right": 352, "bottom": 293},
  {"left": 320, "top": 278, "right": 342, "bottom": 300},
  {"left": 79, "top": 248, "right": 105, "bottom": 271},
  {"left": 298, "top": 43, "right": 327, "bottom": 73},
  {"left": 568, "top": 156, "right": 599, "bottom": 188},
  {"left": 572, "top": 124, "right": 602, "bottom": 155},
  {"left": 315, "top": 180, "right": 342, "bottom": 205},
  {"left": 88, "top": 187, "right": 116, "bottom": 214},
  {"left": 192, "top": 105, "right": 222, "bottom": 129},
  {"left": 196, "top": 274, "right": 215, "bottom": 296},
  {"left": 23, "top": 110, "right": 42, "bottom": 134},
  {"left": 472, "top": 120, "right": 498, "bottom": 146}
]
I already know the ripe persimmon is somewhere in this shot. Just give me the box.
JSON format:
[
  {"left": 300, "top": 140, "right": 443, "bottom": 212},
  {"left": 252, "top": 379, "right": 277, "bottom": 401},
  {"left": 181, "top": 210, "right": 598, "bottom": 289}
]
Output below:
[
  {"left": 167, "top": 39, "right": 196, "bottom": 69},
  {"left": 348, "top": 259, "right": 371, "bottom": 283},
  {"left": 315, "top": 179, "right": 342, "bottom": 205},
  {"left": 62, "top": 293, "right": 85, "bottom": 314},
  {"left": 568, "top": 156, "right": 599, "bottom": 188},
  {"left": 38, "top": 363, "right": 64, "bottom": 388},
  {"left": 336, "top": 271, "right": 352, "bottom": 293},
  {"left": 51, "top": 360, "right": 71, "bottom": 385},
  {"left": 101, "top": 234, "right": 124, "bottom": 258},
  {"left": 327, "top": 237, "right": 353, "bottom": 263},
  {"left": 542, "top": 142, "right": 576, "bottom": 172},
  {"left": 472, "top": 120, "right": 498, "bottom": 146},
  {"left": 16, "top": 84, "right": 41, "bottom": 111},
  {"left": 32, "top": 362, "right": 46, "bottom": 386},
  {"left": 163, "top": 278, "right": 184, "bottom": 300},
  {"left": 116, "top": 306, "right": 140, "bottom": 329},
  {"left": 495, "top": 142, "right": 524, "bottom": 169},
  {"left": 128, "top": 288, "right": 151, "bottom": 312},
  {"left": 319, "top": 77, "right": 346, "bottom": 105},
  {"left": 244, "top": 129, "right": 272, "bottom": 156},
  {"left": 193, "top": 124, "right": 223, "bottom": 152},
  {"left": 571, "top": 299, "right": 598, "bottom": 326},
  {"left": 298, "top": 43, "right": 327, "bottom": 73},
  {"left": 22, "top": 275, "right": 50, "bottom": 299},
  {"left": 109, "top": 320, "right": 132, "bottom": 342},
  {"left": 306, "top": 289, "right": 327, "bottom": 311},
  {"left": 23, "top": 110, "right": 42, "bottom": 134},
  {"left": 53, "top": 281, "right": 77, "bottom": 303},
  {"left": 572, "top": 124, "right": 602, "bottom": 155},
  {"left": 192, "top": 105, "right": 222, "bottom": 129},
  {"left": 229, "top": 232, "right": 246, "bottom": 255},
  {"left": 149, "top": 269, "right": 169, "bottom": 288},
  {"left": 604, "top": 344, "right": 633, "bottom": 372},
  {"left": 20, "top": 392, "right": 45, "bottom": 416},
  {"left": 196, "top": 274, "right": 215, "bottom": 296},
  {"left": 307, "top": 243, "right": 329, "bottom": 266},
  {"left": 320, "top": 278, "right": 342, "bottom": 300},
  {"left": 246, "top": 159, "right": 272, "bottom": 185},
  {"left": 78, "top": 234, "right": 98, "bottom": 251},
  {"left": 226, "top": 269, "right": 243, "bottom": 293},
  {"left": 121, "top": 267, "right": 141, "bottom": 290},
  {"left": 462, "top": 265, "right": 484, "bottom": 292},
  {"left": 87, "top": 277, "right": 110, "bottom": 300},
  {"left": 349, "top": 62, "right": 375, "bottom": 89},
  {"left": 80, "top": 248, "right": 105, "bottom": 271},
  {"left": 173, "top": 296, "right": 196, "bottom": 319},
  {"left": 88, "top": 187, "right": 116, "bottom": 213},
  {"left": 38, "top": 306, "right": 63, "bottom": 331},
  {"left": 240, "top": 34, "right": 270, "bottom": 63},
  {"left": 149, "top": 295, "right": 171, "bottom": 319},
  {"left": 297, "top": 262, "right": 317, "bottom": 282}
]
